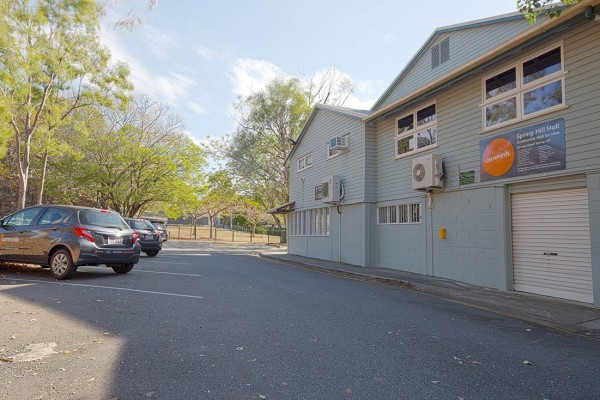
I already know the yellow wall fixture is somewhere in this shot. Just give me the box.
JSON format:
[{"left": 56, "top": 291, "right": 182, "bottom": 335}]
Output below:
[{"left": 438, "top": 228, "right": 447, "bottom": 239}]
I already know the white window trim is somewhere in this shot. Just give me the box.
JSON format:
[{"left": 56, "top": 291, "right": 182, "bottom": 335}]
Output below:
[
  {"left": 327, "top": 134, "right": 349, "bottom": 160},
  {"left": 288, "top": 208, "right": 330, "bottom": 236},
  {"left": 297, "top": 153, "right": 313, "bottom": 172},
  {"left": 481, "top": 42, "right": 566, "bottom": 132},
  {"left": 377, "top": 203, "right": 422, "bottom": 225},
  {"left": 394, "top": 102, "right": 438, "bottom": 159}
]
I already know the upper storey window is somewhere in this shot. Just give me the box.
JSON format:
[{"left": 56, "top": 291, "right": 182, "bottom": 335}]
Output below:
[
  {"left": 396, "top": 103, "right": 437, "bottom": 157},
  {"left": 297, "top": 153, "right": 312, "bottom": 172},
  {"left": 483, "top": 44, "right": 565, "bottom": 130}
]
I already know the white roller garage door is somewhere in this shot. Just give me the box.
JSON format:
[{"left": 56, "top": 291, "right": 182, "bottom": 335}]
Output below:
[{"left": 511, "top": 188, "right": 593, "bottom": 303}]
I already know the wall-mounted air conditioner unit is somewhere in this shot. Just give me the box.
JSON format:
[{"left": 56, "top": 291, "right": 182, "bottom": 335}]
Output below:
[
  {"left": 412, "top": 154, "right": 443, "bottom": 190},
  {"left": 322, "top": 175, "right": 341, "bottom": 203},
  {"left": 329, "top": 136, "right": 348, "bottom": 150}
]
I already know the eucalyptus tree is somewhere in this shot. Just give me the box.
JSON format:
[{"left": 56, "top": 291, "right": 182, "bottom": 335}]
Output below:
[
  {"left": 0, "top": 0, "right": 131, "bottom": 209},
  {"left": 220, "top": 78, "right": 311, "bottom": 229}
]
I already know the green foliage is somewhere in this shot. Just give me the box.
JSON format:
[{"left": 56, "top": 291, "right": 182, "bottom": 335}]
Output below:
[
  {"left": 517, "top": 0, "right": 580, "bottom": 23},
  {"left": 219, "top": 78, "right": 311, "bottom": 226},
  {"left": 47, "top": 96, "right": 205, "bottom": 217},
  {"left": 0, "top": 0, "right": 132, "bottom": 208}
]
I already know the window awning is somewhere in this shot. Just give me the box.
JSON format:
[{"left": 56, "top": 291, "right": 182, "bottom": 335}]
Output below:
[{"left": 266, "top": 201, "right": 295, "bottom": 214}]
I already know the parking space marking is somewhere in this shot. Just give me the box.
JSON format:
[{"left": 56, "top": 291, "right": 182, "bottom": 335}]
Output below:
[
  {"left": 154, "top": 254, "right": 210, "bottom": 258},
  {"left": 79, "top": 266, "right": 203, "bottom": 278},
  {"left": 137, "top": 261, "right": 190, "bottom": 265},
  {"left": 136, "top": 270, "right": 203, "bottom": 277},
  {"left": 4, "top": 278, "right": 205, "bottom": 299}
]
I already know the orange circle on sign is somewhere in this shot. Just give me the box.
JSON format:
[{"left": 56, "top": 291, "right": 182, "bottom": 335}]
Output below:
[{"left": 482, "top": 138, "right": 515, "bottom": 177}]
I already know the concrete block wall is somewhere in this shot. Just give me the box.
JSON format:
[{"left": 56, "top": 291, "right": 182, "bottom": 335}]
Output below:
[{"left": 429, "top": 187, "right": 502, "bottom": 289}]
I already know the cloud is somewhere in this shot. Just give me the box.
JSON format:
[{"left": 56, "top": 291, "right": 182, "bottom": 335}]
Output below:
[
  {"left": 195, "top": 45, "right": 219, "bottom": 62},
  {"left": 343, "top": 78, "right": 386, "bottom": 110},
  {"left": 100, "top": 29, "right": 208, "bottom": 114},
  {"left": 355, "top": 79, "right": 386, "bottom": 97},
  {"left": 343, "top": 95, "right": 376, "bottom": 110},
  {"left": 383, "top": 31, "right": 397, "bottom": 43},
  {"left": 228, "top": 58, "right": 285, "bottom": 98},
  {"left": 141, "top": 24, "right": 180, "bottom": 59},
  {"left": 188, "top": 101, "right": 208, "bottom": 116}
]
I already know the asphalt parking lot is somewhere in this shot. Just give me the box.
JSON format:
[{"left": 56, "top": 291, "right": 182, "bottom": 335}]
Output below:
[
  {"left": 0, "top": 241, "right": 276, "bottom": 399},
  {"left": 1, "top": 241, "right": 599, "bottom": 400}
]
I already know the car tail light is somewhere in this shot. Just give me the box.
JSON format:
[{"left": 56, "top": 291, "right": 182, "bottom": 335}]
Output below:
[
  {"left": 156, "top": 233, "right": 161, "bottom": 241},
  {"left": 73, "top": 227, "right": 94, "bottom": 243},
  {"left": 132, "top": 231, "right": 139, "bottom": 244}
]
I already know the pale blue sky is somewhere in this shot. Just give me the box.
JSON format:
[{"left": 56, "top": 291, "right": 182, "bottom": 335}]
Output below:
[{"left": 101, "top": 0, "right": 521, "bottom": 157}]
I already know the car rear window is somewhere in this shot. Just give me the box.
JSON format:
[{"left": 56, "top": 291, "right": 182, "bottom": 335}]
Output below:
[
  {"left": 152, "top": 222, "right": 166, "bottom": 230},
  {"left": 79, "top": 210, "right": 129, "bottom": 229},
  {"left": 129, "top": 220, "right": 154, "bottom": 230}
]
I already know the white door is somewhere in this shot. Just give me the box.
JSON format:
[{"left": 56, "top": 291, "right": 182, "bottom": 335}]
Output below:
[{"left": 511, "top": 188, "right": 593, "bottom": 303}]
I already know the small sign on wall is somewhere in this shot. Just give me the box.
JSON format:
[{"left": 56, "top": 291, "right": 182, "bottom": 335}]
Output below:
[
  {"left": 459, "top": 170, "right": 475, "bottom": 185},
  {"left": 314, "top": 184, "right": 323, "bottom": 200}
]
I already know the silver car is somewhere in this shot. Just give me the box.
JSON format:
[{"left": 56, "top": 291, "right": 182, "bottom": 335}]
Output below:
[{"left": 0, "top": 205, "right": 141, "bottom": 279}]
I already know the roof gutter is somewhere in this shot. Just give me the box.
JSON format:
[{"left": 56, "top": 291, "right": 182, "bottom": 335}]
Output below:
[{"left": 363, "top": 0, "right": 597, "bottom": 123}]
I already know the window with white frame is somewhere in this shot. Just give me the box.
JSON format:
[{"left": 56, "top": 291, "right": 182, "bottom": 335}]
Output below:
[
  {"left": 297, "top": 153, "right": 313, "bottom": 172},
  {"left": 288, "top": 208, "right": 330, "bottom": 236},
  {"left": 378, "top": 203, "right": 421, "bottom": 224},
  {"left": 395, "top": 103, "right": 437, "bottom": 157},
  {"left": 482, "top": 44, "right": 565, "bottom": 130}
]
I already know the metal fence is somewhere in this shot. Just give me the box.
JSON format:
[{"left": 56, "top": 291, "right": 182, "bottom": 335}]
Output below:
[{"left": 166, "top": 225, "right": 284, "bottom": 244}]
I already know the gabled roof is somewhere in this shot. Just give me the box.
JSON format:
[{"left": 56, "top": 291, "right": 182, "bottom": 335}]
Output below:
[
  {"left": 284, "top": 103, "right": 370, "bottom": 166},
  {"left": 370, "top": 11, "right": 526, "bottom": 112},
  {"left": 365, "top": 0, "right": 595, "bottom": 123}
]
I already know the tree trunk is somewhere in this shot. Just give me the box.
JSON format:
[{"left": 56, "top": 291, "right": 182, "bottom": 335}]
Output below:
[
  {"left": 15, "top": 131, "right": 33, "bottom": 210},
  {"left": 36, "top": 144, "right": 50, "bottom": 205},
  {"left": 17, "top": 173, "right": 28, "bottom": 210},
  {"left": 193, "top": 216, "right": 197, "bottom": 240},
  {"left": 208, "top": 214, "right": 213, "bottom": 239}
]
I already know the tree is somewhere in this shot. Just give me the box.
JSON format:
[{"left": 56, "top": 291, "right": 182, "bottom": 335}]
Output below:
[
  {"left": 191, "top": 171, "right": 239, "bottom": 239},
  {"left": 305, "top": 67, "right": 355, "bottom": 106},
  {"left": 0, "top": 0, "right": 131, "bottom": 210},
  {"left": 217, "top": 78, "right": 311, "bottom": 230},
  {"left": 237, "top": 199, "right": 271, "bottom": 242},
  {"left": 59, "top": 95, "right": 205, "bottom": 217},
  {"left": 517, "top": 0, "right": 581, "bottom": 23}
]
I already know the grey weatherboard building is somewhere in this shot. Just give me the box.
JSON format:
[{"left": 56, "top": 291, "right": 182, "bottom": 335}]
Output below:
[{"left": 282, "top": 2, "right": 600, "bottom": 306}]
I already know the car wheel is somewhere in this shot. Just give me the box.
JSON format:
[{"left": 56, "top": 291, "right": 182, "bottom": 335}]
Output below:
[
  {"left": 145, "top": 250, "right": 159, "bottom": 257},
  {"left": 49, "top": 249, "right": 77, "bottom": 280},
  {"left": 112, "top": 263, "right": 135, "bottom": 274}
]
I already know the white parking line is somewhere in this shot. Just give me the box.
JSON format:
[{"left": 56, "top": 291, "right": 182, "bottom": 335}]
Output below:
[
  {"left": 138, "top": 261, "right": 190, "bottom": 265},
  {"left": 4, "top": 278, "right": 205, "bottom": 299},
  {"left": 79, "top": 266, "right": 203, "bottom": 278},
  {"left": 136, "top": 270, "right": 203, "bottom": 277}
]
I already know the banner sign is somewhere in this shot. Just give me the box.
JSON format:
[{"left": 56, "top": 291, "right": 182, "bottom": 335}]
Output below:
[{"left": 480, "top": 118, "right": 565, "bottom": 182}]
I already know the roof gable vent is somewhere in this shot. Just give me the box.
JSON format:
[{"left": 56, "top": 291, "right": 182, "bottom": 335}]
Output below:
[{"left": 431, "top": 37, "right": 450, "bottom": 69}]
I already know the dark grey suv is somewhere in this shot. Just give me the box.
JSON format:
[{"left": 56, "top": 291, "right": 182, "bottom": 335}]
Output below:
[{"left": 0, "top": 205, "right": 141, "bottom": 279}]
